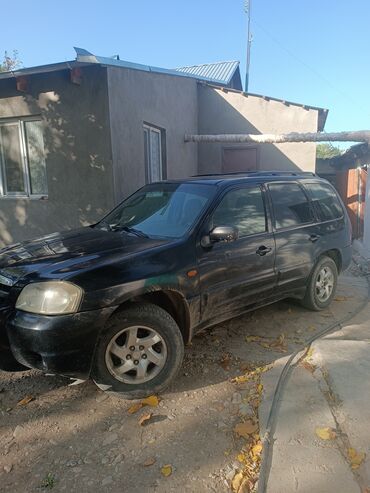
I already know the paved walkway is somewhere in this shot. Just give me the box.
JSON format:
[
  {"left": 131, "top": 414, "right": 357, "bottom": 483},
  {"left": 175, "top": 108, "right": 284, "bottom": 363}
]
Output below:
[{"left": 260, "top": 272, "right": 370, "bottom": 493}]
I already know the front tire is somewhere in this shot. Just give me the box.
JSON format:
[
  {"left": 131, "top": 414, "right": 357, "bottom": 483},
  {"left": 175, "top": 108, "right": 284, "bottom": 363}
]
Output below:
[
  {"left": 301, "top": 256, "right": 338, "bottom": 311},
  {"left": 91, "top": 303, "right": 184, "bottom": 400}
]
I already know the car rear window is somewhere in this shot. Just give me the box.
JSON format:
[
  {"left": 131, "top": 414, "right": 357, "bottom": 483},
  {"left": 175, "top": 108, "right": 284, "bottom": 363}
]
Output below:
[
  {"left": 268, "top": 182, "right": 314, "bottom": 230},
  {"left": 304, "top": 181, "right": 344, "bottom": 221}
]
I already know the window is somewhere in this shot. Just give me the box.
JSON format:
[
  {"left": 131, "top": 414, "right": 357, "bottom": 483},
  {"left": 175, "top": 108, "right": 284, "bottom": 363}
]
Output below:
[
  {"left": 98, "top": 183, "right": 215, "bottom": 239},
  {"left": 304, "top": 181, "right": 343, "bottom": 221},
  {"left": 269, "top": 182, "right": 313, "bottom": 230},
  {"left": 212, "top": 186, "right": 267, "bottom": 237},
  {"left": 143, "top": 124, "right": 165, "bottom": 183},
  {"left": 0, "top": 118, "right": 47, "bottom": 197}
]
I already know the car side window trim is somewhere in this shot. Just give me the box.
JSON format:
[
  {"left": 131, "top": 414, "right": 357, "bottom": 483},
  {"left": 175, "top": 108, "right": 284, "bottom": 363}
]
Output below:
[{"left": 267, "top": 180, "right": 316, "bottom": 232}]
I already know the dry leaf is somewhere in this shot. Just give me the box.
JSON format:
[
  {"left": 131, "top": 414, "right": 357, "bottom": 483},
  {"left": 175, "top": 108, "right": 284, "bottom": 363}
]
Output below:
[
  {"left": 17, "top": 396, "right": 34, "bottom": 406},
  {"left": 246, "top": 335, "right": 262, "bottom": 343},
  {"left": 301, "top": 361, "right": 317, "bottom": 373},
  {"left": 234, "top": 420, "right": 258, "bottom": 438},
  {"left": 160, "top": 464, "right": 172, "bottom": 477},
  {"left": 127, "top": 402, "right": 143, "bottom": 414},
  {"left": 257, "top": 383, "right": 263, "bottom": 394},
  {"left": 348, "top": 447, "right": 366, "bottom": 469},
  {"left": 315, "top": 427, "right": 336, "bottom": 440},
  {"left": 231, "top": 471, "right": 244, "bottom": 492},
  {"left": 142, "top": 456, "right": 156, "bottom": 467},
  {"left": 220, "top": 353, "right": 232, "bottom": 371},
  {"left": 251, "top": 443, "right": 263, "bottom": 456},
  {"left": 138, "top": 412, "right": 153, "bottom": 426},
  {"left": 334, "top": 295, "right": 347, "bottom": 301},
  {"left": 142, "top": 395, "right": 160, "bottom": 407}
]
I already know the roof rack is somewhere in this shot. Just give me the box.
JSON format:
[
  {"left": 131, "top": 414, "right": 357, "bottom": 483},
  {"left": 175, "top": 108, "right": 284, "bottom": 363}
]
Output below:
[{"left": 192, "top": 171, "right": 316, "bottom": 177}]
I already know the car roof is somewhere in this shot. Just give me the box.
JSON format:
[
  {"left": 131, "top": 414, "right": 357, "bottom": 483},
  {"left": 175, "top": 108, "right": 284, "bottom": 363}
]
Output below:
[{"left": 161, "top": 171, "right": 320, "bottom": 187}]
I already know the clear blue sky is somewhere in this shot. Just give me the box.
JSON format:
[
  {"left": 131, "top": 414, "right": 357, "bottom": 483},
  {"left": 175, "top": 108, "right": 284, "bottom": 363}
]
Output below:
[{"left": 1, "top": 0, "right": 368, "bottom": 137}]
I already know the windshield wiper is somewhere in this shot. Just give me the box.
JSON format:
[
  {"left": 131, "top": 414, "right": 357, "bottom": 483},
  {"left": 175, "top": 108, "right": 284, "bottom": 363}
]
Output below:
[{"left": 112, "top": 225, "right": 149, "bottom": 238}]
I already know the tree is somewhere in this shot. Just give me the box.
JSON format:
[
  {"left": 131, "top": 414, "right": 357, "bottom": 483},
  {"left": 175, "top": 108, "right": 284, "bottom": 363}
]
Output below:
[
  {"left": 316, "top": 143, "right": 342, "bottom": 159},
  {"left": 0, "top": 50, "right": 22, "bottom": 72}
]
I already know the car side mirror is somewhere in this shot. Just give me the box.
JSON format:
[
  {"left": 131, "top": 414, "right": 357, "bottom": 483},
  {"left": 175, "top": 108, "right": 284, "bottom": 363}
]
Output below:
[{"left": 209, "top": 226, "right": 239, "bottom": 243}]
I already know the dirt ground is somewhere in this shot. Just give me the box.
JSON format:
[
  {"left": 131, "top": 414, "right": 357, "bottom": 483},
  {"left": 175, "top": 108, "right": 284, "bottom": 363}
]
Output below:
[{"left": 0, "top": 265, "right": 365, "bottom": 493}]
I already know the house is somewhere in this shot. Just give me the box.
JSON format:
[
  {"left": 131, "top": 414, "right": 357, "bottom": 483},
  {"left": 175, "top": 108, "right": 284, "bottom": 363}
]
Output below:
[{"left": 0, "top": 48, "right": 327, "bottom": 246}]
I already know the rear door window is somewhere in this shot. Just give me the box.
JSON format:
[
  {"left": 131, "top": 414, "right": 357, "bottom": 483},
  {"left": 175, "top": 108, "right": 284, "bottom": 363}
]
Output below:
[
  {"left": 304, "top": 181, "right": 344, "bottom": 221},
  {"left": 268, "top": 182, "right": 314, "bottom": 230}
]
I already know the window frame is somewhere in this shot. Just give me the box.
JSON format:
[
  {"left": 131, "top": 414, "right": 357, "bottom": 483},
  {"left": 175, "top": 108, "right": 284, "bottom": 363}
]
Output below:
[
  {"left": 207, "top": 183, "right": 270, "bottom": 240},
  {"left": 143, "top": 123, "right": 166, "bottom": 184},
  {"left": 0, "top": 116, "right": 47, "bottom": 199},
  {"left": 267, "top": 180, "right": 315, "bottom": 232}
]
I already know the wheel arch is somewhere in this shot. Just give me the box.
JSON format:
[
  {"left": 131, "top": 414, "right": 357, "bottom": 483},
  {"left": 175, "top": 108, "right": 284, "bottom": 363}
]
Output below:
[
  {"left": 111, "top": 289, "right": 192, "bottom": 344},
  {"left": 320, "top": 248, "right": 342, "bottom": 273}
]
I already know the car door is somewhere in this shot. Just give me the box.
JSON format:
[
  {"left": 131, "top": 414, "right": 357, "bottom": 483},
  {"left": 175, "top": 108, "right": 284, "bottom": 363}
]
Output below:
[
  {"left": 267, "top": 181, "right": 321, "bottom": 296},
  {"left": 197, "top": 184, "right": 277, "bottom": 324}
]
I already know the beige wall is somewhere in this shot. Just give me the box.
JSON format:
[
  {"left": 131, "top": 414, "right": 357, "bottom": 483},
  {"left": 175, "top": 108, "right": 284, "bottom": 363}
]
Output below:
[
  {"left": 0, "top": 66, "right": 114, "bottom": 247},
  {"left": 107, "top": 67, "right": 198, "bottom": 202},
  {"left": 197, "top": 85, "right": 319, "bottom": 174}
]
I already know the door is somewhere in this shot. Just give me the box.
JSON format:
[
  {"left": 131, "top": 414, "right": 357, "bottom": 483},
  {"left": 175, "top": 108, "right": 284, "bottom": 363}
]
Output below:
[
  {"left": 267, "top": 181, "right": 320, "bottom": 295},
  {"left": 222, "top": 147, "right": 258, "bottom": 173},
  {"left": 198, "top": 184, "right": 276, "bottom": 323}
]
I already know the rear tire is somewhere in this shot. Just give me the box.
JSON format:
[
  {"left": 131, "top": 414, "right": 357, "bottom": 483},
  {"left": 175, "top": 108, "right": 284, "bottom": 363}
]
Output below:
[
  {"left": 91, "top": 303, "right": 184, "bottom": 400},
  {"left": 301, "top": 256, "right": 338, "bottom": 311}
]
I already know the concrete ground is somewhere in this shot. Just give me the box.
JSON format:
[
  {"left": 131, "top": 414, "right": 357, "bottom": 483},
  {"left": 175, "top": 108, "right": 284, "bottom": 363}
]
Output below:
[
  {"left": 261, "top": 268, "right": 370, "bottom": 493},
  {"left": 0, "top": 263, "right": 369, "bottom": 492}
]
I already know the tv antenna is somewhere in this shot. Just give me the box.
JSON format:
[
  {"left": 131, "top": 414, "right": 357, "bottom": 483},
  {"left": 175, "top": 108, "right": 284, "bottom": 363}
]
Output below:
[{"left": 244, "top": 0, "right": 253, "bottom": 91}]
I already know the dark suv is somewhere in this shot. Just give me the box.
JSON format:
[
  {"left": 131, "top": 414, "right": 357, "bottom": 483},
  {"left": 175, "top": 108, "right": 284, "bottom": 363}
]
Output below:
[{"left": 0, "top": 172, "right": 351, "bottom": 398}]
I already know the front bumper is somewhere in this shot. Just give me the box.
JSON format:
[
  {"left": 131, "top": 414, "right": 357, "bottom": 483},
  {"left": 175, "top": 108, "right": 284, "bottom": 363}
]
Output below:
[{"left": 4, "top": 306, "right": 116, "bottom": 379}]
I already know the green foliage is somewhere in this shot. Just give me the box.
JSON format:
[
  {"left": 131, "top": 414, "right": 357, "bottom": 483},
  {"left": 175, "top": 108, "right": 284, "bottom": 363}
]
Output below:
[
  {"left": 40, "top": 473, "right": 56, "bottom": 489},
  {"left": 0, "top": 50, "right": 22, "bottom": 72},
  {"left": 316, "top": 143, "right": 342, "bottom": 159}
]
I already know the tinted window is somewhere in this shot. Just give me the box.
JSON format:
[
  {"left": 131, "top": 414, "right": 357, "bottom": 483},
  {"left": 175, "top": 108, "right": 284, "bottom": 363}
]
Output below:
[
  {"left": 269, "top": 183, "right": 313, "bottom": 229},
  {"left": 212, "top": 186, "right": 267, "bottom": 236},
  {"left": 304, "top": 182, "right": 343, "bottom": 221}
]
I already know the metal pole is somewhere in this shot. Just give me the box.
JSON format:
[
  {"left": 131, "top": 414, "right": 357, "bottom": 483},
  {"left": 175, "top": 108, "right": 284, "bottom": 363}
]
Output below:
[{"left": 245, "top": 0, "right": 252, "bottom": 91}]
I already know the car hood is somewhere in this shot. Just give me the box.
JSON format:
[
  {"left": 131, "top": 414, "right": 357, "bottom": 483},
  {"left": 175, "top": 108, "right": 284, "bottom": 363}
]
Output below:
[{"left": 0, "top": 227, "right": 172, "bottom": 283}]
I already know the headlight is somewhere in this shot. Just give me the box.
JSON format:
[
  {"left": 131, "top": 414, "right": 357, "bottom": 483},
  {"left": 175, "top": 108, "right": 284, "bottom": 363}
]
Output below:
[{"left": 16, "top": 281, "right": 83, "bottom": 315}]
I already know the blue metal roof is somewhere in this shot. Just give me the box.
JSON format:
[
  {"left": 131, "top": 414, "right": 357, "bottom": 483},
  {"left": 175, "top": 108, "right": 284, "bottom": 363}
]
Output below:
[
  {"left": 74, "top": 48, "right": 240, "bottom": 87},
  {"left": 175, "top": 61, "right": 240, "bottom": 85}
]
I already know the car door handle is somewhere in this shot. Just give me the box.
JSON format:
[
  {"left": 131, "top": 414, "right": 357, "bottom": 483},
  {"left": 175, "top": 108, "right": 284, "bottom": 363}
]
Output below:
[
  {"left": 309, "top": 234, "right": 321, "bottom": 243},
  {"left": 256, "top": 245, "right": 272, "bottom": 256}
]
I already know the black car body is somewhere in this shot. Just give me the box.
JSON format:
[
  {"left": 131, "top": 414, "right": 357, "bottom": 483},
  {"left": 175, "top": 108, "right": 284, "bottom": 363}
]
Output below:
[{"left": 0, "top": 172, "right": 352, "bottom": 397}]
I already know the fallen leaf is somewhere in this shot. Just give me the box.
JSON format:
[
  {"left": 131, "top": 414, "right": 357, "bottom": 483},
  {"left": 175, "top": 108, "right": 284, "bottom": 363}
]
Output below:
[
  {"left": 160, "top": 464, "right": 172, "bottom": 477},
  {"left": 127, "top": 402, "right": 143, "bottom": 414},
  {"left": 348, "top": 447, "right": 366, "bottom": 469},
  {"left": 246, "top": 335, "right": 262, "bottom": 343},
  {"left": 257, "top": 383, "right": 263, "bottom": 394},
  {"left": 231, "top": 471, "right": 244, "bottom": 492},
  {"left": 237, "top": 453, "right": 247, "bottom": 463},
  {"left": 301, "top": 361, "right": 317, "bottom": 373},
  {"left": 315, "top": 427, "right": 336, "bottom": 440},
  {"left": 17, "top": 396, "right": 34, "bottom": 406},
  {"left": 142, "top": 457, "right": 156, "bottom": 467},
  {"left": 220, "top": 353, "right": 232, "bottom": 371},
  {"left": 304, "top": 347, "right": 315, "bottom": 360},
  {"left": 251, "top": 443, "right": 263, "bottom": 456},
  {"left": 142, "top": 395, "right": 160, "bottom": 407},
  {"left": 234, "top": 420, "right": 258, "bottom": 438},
  {"left": 334, "top": 295, "right": 347, "bottom": 301},
  {"left": 138, "top": 412, "right": 153, "bottom": 426}
]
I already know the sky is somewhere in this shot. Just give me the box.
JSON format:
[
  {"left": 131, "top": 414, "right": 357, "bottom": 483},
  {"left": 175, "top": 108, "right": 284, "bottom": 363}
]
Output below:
[{"left": 1, "top": 0, "right": 369, "bottom": 139}]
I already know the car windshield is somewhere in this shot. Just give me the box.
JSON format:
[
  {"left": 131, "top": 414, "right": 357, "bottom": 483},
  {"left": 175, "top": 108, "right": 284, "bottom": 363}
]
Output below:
[{"left": 98, "top": 182, "right": 215, "bottom": 239}]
